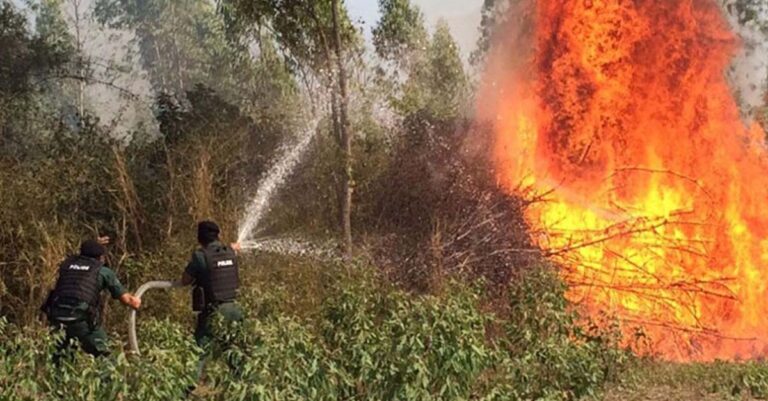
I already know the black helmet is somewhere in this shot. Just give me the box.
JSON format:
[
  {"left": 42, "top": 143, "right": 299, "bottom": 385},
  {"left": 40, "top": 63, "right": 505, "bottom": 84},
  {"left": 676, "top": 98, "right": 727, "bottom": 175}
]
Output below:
[
  {"left": 80, "top": 240, "right": 105, "bottom": 258},
  {"left": 197, "top": 221, "right": 220, "bottom": 245}
]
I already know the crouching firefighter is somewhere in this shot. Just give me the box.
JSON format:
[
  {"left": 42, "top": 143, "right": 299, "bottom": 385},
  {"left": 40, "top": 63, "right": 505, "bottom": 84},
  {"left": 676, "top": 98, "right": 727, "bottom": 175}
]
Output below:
[
  {"left": 177, "top": 221, "right": 244, "bottom": 382},
  {"left": 42, "top": 239, "right": 141, "bottom": 358}
]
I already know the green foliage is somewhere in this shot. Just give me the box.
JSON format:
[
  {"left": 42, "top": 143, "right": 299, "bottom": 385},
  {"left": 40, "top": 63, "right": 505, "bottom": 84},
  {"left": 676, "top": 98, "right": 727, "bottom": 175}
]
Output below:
[
  {"left": 479, "top": 268, "right": 631, "bottom": 401},
  {"left": 0, "top": 317, "right": 198, "bottom": 401},
  {"left": 212, "top": 317, "right": 332, "bottom": 400},
  {"left": 703, "top": 362, "right": 768, "bottom": 398},
  {"left": 319, "top": 279, "right": 491, "bottom": 400},
  {"left": 220, "top": 0, "right": 360, "bottom": 74},
  {"left": 31, "top": 0, "right": 74, "bottom": 58},
  {"left": 129, "top": 319, "right": 200, "bottom": 398},
  {"left": 0, "top": 1, "right": 70, "bottom": 99},
  {"left": 0, "top": 0, "right": 73, "bottom": 144},
  {"left": 397, "top": 20, "right": 468, "bottom": 120},
  {"left": 473, "top": 0, "right": 507, "bottom": 65},
  {"left": 372, "top": 0, "right": 428, "bottom": 65},
  {"left": 0, "top": 268, "right": 629, "bottom": 401},
  {"left": 471, "top": 0, "right": 535, "bottom": 67},
  {"left": 94, "top": 0, "right": 236, "bottom": 95}
]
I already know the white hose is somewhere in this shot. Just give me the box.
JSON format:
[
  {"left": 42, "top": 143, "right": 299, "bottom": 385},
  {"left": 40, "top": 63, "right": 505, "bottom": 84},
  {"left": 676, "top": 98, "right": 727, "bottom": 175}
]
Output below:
[{"left": 128, "top": 280, "right": 181, "bottom": 355}]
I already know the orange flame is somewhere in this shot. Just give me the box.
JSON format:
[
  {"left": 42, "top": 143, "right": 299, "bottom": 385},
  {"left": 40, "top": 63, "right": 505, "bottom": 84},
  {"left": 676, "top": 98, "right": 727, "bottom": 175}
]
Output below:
[{"left": 481, "top": 0, "right": 768, "bottom": 360}]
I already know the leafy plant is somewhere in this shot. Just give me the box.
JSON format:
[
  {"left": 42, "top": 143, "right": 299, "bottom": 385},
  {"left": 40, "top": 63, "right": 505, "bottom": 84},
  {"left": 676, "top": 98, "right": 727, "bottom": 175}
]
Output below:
[{"left": 0, "top": 270, "right": 631, "bottom": 401}]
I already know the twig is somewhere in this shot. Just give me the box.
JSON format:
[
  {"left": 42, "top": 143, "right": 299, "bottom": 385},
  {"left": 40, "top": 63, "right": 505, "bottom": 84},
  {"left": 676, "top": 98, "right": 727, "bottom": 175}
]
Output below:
[
  {"left": 621, "top": 317, "right": 757, "bottom": 342},
  {"left": 544, "top": 220, "right": 669, "bottom": 257},
  {"left": 610, "top": 166, "right": 715, "bottom": 201}
]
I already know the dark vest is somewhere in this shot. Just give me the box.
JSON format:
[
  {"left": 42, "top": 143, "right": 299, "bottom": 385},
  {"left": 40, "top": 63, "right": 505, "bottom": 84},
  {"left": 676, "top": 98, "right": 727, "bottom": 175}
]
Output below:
[
  {"left": 198, "top": 243, "right": 239, "bottom": 305},
  {"left": 52, "top": 255, "right": 102, "bottom": 307}
]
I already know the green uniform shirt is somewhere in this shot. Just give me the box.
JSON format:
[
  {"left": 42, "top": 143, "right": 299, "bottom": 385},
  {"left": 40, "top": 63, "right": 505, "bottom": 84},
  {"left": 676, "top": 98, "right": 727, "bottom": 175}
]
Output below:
[{"left": 98, "top": 266, "right": 128, "bottom": 299}]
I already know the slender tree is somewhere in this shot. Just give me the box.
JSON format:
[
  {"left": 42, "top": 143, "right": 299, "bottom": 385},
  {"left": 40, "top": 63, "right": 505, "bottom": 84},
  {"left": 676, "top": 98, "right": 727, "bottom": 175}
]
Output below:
[
  {"left": 331, "top": 0, "right": 352, "bottom": 255},
  {"left": 372, "top": 0, "right": 427, "bottom": 70}
]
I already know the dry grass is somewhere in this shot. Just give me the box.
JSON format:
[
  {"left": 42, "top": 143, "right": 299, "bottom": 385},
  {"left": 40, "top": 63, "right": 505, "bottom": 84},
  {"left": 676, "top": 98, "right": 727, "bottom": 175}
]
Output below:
[
  {"left": 603, "top": 385, "right": 746, "bottom": 401},
  {"left": 599, "top": 361, "right": 768, "bottom": 401}
]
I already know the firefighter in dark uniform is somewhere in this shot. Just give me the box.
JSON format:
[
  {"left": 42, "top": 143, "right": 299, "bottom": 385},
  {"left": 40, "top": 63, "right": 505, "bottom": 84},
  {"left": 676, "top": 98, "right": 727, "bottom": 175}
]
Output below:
[
  {"left": 42, "top": 239, "right": 141, "bottom": 357},
  {"left": 177, "top": 221, "right": 243, "bottom": 380}
]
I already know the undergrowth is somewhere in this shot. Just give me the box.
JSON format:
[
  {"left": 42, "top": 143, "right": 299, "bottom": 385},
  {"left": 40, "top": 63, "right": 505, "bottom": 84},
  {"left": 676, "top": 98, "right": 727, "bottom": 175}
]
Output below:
[
  {"left": 0, "top": 264, "right": 630, "bottom": 401},
  {"left": 601, "top": 360, "right": 768, "bottom": 401}
]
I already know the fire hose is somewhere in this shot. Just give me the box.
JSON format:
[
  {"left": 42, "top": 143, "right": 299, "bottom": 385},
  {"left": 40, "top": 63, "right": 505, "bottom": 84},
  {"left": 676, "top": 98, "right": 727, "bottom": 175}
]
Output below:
[{"left": 128, "top": 280, "right": 181, "bottom": 355}]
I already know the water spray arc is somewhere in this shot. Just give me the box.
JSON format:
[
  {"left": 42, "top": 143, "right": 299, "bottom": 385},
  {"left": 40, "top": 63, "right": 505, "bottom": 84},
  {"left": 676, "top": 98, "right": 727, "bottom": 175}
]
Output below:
[{"left": 237, "top": 119, "right": 321, "bottom": 244}]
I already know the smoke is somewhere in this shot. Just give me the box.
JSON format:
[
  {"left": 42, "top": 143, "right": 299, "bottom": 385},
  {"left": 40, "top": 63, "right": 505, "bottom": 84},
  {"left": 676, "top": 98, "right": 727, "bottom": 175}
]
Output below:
[
  {"left": 11, "top": 0, "right": 157, "bottom": 138},
  {"left": 412, "top": 0, "right": 482, "bottom": 60},
  {"left": 58, "top": 0, "right": 155, "bottom": 138},
  {"left": 720, "top": 1, "right": 768, "bottom": 115}
]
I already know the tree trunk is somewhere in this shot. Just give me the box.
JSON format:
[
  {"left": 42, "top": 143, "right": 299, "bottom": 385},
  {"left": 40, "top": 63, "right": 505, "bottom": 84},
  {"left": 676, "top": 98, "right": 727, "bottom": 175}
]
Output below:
[
  {"left": 331, "top": 0, "right": 353, "bottom": 257},
  {"left": 72, "top": 0, "right": 85, "bottom": 117}
]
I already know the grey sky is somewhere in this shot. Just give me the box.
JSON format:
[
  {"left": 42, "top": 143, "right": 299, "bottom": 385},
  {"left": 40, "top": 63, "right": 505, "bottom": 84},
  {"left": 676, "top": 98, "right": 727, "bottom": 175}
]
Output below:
[{"left": 347, "top": 0, "right": 483, "bottom": 59}]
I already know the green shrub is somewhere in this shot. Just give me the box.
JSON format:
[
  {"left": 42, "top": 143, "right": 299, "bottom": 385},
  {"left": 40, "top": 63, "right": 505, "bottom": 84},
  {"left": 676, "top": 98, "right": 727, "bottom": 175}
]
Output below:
[
  {"left": 478, "top": 268, "right": 632, "bottom": 401},
  {"left": 678, "top": 361, "right": 768, "bottom": 399},
  {"left": 320, "top": 280, "right": 491, "bottom": 400},
  {"left": 0, "top": 269, "right": 629, "bottom": 401},
  {"left": 0, "top": 317, "right": 197, "bottom": 401},
  {"left": 212, "top": 317, "right": 333, "bottom": 401}
]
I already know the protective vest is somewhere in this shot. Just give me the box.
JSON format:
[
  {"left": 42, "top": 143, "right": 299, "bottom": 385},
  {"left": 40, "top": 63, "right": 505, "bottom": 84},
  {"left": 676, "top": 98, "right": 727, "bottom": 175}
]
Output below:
[
  {"left": 52, "top": 256, "right": 102, "bottom": 307},
  {"left": 198, "top": 243, "right": 239, "bottom": 305}
]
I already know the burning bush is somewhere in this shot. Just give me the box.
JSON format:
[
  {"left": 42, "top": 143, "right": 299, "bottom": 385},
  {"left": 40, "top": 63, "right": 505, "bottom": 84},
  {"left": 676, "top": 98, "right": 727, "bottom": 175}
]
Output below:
[{"left": 480, "top": 0, "right": 768, "bottom": 360}]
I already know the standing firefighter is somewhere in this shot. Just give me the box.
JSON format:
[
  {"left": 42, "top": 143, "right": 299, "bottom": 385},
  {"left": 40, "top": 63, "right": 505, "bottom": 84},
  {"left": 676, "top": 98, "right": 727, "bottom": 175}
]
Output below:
[
  {"left": 43, "top": 239, "right": 141, "bottom": 357},
  {"left": 177, "top": 221, "right": 244, "bottom": 381}
]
